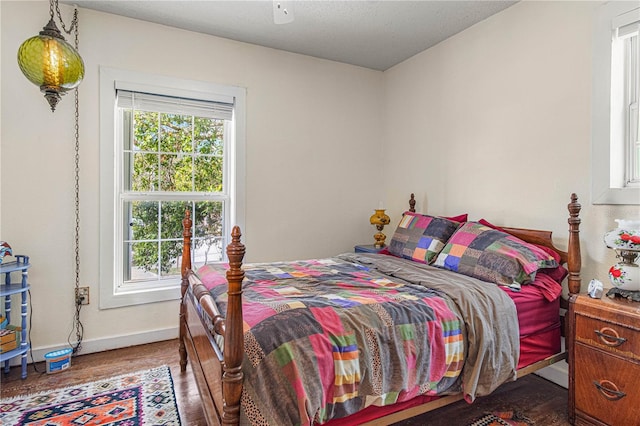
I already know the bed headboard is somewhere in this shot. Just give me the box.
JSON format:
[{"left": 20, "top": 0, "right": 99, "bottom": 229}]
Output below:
[{"left": 406, "top": 193, "right": 582, "bottom": 295}]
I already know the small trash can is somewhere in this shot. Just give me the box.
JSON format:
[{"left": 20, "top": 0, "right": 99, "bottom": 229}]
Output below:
[{"left": 44, "top": 348, "right": 72, "bottom": 374}]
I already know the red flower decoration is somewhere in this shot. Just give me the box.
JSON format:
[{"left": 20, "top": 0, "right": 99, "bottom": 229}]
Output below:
[
  {"left": 630, "top": 235, "right": 640, "bottom": 244},
  {"left": 609, "top": 266, "right": 622, "bottom": 278},
  {"left": 620, "top": 233, "right": 631, "bottom": 241}
]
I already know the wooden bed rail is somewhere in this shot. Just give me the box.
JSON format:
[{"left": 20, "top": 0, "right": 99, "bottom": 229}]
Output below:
[{"left": 181, "top": 211, "right": 228, "bottom": 337}]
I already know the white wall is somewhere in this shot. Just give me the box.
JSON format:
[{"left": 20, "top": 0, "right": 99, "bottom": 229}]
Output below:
[
  {"left": 0, "top": 1, "right": 383, "bottom": 356},
  {"left": 1, "top": 0, "right": 637, "bottom": 360},
  {"left": 383, "top": 0, "right": 638, "bottom": 291},
  {"left": 0, "top": 3, "right": 2, "bottom": 237}
]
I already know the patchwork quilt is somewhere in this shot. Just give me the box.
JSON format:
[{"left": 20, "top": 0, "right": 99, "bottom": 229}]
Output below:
[{"left": 195, "top": 254, "right": 518, "bottom": 425}]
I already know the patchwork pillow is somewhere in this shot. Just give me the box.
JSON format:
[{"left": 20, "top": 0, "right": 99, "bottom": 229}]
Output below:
[
  {"left": 478, "top": 218, "right": 568, "bottom": 283},
  {"left": 387, "top": 212, "right": 461, "bottom": 264},
  {"left": 433, "top": 221, "right": 558, "bottom": 287}
]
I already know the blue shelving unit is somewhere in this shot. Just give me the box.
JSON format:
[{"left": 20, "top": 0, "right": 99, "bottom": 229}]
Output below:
[{"left": 1, "top": 255, "right": 31, "bottom": 379}]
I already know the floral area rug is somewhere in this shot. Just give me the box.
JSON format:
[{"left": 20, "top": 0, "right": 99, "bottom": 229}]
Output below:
[
  {"left": 0, "top": 365, "right": 181, "bottom": 425},
  {"left": 469, "top": 410, "right": 534, "bottom": 426}
]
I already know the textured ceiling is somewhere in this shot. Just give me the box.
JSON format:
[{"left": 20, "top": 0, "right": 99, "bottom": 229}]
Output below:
[{"left": 69, "top": 0, "right": 517, "bottom": 71}]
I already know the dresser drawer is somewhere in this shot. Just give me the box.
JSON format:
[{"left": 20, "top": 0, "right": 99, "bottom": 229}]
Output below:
[
  {"left": 574, "top": 343, "right": 640, "bottom": 425},
  {"left": 575, "top": 312, "right": 640, "bottom": 361}
]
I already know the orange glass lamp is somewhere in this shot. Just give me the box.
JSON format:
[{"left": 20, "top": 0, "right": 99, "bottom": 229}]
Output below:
[
  {"left": 17, "top": 0, "right": 84, "bottom": 112},
  {"left": 370, "top": 208, "right": 391, "bottom": 248}
]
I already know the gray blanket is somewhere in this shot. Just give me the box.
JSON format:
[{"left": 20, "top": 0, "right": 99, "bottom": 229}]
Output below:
[{"left": 338, "top": 252, "right": 519, "bottom": 402}]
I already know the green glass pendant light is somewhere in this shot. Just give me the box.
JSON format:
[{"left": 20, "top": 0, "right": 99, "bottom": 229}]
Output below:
[{"left": 17, "top": 0, "right": 84, "bottom": 112}]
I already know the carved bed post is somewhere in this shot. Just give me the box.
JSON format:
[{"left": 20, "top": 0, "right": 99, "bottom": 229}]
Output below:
[
  {"left": 179, "top": 210, "right": 192, "bottom": 372},
  {"left": 222, "top": 226, "right": 246, "bottom": 425},
  {"left": 567, "top": 194, "right": 582, "bottom": 295}
]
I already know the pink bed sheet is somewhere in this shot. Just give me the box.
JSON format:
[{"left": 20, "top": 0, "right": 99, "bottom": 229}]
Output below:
[{"left": 502, "top": 272, "right": 562, "bottom": 368}]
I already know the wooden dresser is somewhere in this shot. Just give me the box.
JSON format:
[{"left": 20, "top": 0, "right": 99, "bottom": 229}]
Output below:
[{"left": 568, "top": 294, "right": 640, "bottom": 425}]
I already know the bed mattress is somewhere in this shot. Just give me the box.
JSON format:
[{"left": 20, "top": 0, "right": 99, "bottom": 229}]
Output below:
[{"left": 503, "top": 272, "right": 562, "bottom": 368}]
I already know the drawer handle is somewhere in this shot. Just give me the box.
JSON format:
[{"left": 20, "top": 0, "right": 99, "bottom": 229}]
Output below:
[
  {"left": 594, "top": 328, "right": 627, "bottom": 347},
  {"left": 593, "top": 380, "right": 626, "bottom": 401}
]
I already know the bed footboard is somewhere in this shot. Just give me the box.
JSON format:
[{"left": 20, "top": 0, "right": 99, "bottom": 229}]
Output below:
[{"left": 180, "top": 211, "right": 245, "bottom": 425}]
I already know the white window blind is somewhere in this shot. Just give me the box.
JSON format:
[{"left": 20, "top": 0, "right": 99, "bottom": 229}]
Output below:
[
  {"left": 116, "top": 90, "right": 234, "bottom": 120},
  {"left": 613, "top": 8, "right": 640, "bottom": 37}
]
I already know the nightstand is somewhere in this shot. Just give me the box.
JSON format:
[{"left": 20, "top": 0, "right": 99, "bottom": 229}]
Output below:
[
  {"left": 354, "top": 244, "right": 385, "bottom": 254},
  {"left": 568, "top": 294, "right": 640, "bottom": 425}
]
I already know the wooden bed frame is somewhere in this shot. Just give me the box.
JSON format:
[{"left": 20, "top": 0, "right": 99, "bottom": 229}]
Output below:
[{"left": 179, "top": 193, "right": 582, "bottom": 426}]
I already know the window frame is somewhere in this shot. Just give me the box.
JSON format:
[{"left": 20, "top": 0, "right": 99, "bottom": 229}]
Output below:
[
  {"left": 592, "top": 3, "right": 640, "bottom": 205},
  {"left": 99, "top": 67, "right": 246, "bottom": 309},
  {"left": 622, "top": 29, "right": 639, "bottom": 185}
]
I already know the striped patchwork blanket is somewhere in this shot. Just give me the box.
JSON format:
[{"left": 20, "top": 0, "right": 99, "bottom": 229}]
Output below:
[{"left": 196, "top": 254, "right": 519, "bottom": 425}]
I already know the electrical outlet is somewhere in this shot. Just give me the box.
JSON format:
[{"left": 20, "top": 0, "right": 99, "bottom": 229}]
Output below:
[{"left": 76, "top": 287, "right": 89, "bottom": 305}]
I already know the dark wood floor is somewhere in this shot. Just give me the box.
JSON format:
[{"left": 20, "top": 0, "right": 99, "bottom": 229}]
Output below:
[{"left": 1, "top": 339, "right": 570, "bottom": 425}]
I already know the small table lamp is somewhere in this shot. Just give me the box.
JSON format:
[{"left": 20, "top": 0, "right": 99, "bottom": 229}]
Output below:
[{"left": 370, "top": 208, "right": 391, "bottom": 248}]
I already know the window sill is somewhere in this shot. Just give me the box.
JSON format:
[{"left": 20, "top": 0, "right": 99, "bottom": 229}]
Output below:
[{"left": 99, "top": 284, "right": 181, "bottom": 309}]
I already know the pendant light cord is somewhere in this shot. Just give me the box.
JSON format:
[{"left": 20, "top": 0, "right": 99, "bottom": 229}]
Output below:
[
  {"left": 70, "top": 65, "right": 84, "bottom": 355},
  {"left": 52, "top": 0, "right": 79, "bottom": 35},
  {"left": 54, "top": 0, "right": 84, "bottom": 355}
]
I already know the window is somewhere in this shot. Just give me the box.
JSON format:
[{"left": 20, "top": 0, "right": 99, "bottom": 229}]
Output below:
[
  {"left": 99, "top": 68, "right": 245, "bottom": 308},
  {"left": 592, "top": 4, "right": 640, "bottom": 205},
  {"left": 612, "top": 9, "right": 640, "bottom": 188}
]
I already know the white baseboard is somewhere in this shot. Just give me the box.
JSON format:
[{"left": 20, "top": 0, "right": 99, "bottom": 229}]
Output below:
[
  {"left": 11, "top": 327, "right": 179, "bottom": 366},
  {"left": 535, "top": 361, "right": 568, "bottom": 389},
  {"left": 533, "top": 335, "right": 568, "bottom": 389}
]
